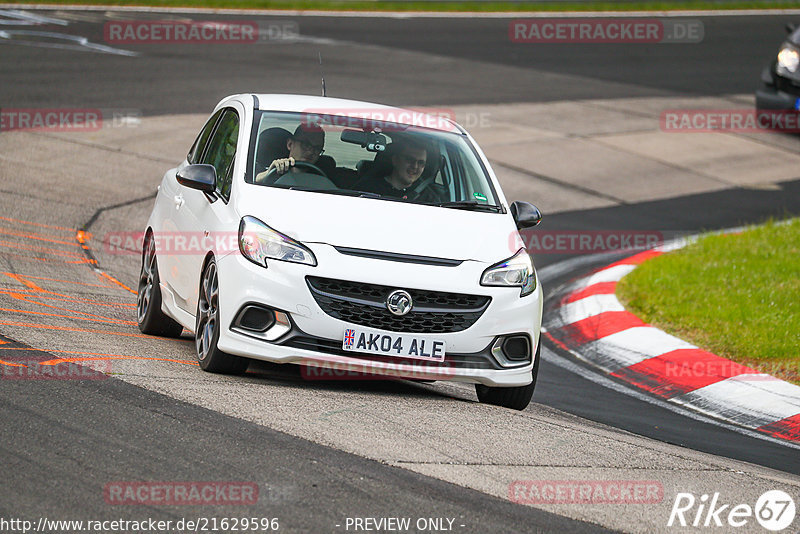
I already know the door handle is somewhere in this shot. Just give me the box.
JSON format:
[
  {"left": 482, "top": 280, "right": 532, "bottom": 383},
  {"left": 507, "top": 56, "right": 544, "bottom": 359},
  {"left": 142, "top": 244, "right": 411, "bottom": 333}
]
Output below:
[{"left": 173, "top": 195, "right": 184, "bottom": 209}]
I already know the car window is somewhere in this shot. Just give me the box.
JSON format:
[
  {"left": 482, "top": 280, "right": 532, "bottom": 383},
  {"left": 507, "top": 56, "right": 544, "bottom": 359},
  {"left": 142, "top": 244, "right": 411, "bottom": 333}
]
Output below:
[
  {"left": 246, "top": 111, "right": 501, "bottom": 210},
  {"left": 187, "top": 109, "right": 223, "bottom": 164},
  {"left": 200, "top": 109, "right": 239, "bottom": 200}
]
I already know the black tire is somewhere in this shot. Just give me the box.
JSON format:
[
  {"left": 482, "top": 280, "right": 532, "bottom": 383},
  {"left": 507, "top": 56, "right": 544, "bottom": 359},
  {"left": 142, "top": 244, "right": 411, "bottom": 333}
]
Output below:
[
  {"left": 195, "top": 258, "right": 248, "bottom": 374},
  {"left": 137, "top": 234, "right": 184, "bottom": 337},
  {"left": 475, "top": 342, "right": 541, "bottom": 411}
]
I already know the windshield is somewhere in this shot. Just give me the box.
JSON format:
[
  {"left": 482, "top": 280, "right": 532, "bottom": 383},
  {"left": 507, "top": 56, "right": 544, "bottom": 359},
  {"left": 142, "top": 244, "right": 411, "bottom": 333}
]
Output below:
[{"left": 246, "top": 110, "right": 501, "bottom": 210}]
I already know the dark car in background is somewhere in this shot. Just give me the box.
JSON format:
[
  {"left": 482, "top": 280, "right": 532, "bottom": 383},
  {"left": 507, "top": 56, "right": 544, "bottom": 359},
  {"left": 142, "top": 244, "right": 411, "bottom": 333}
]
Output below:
[{"left": 756, "top": 23, "right": 800, "bottom": 111}]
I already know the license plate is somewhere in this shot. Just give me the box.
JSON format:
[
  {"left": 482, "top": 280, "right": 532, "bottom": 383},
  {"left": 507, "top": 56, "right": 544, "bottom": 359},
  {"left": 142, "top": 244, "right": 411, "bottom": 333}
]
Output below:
[{"left": 342, "top": 325, "right": 446, "bottom": 362}]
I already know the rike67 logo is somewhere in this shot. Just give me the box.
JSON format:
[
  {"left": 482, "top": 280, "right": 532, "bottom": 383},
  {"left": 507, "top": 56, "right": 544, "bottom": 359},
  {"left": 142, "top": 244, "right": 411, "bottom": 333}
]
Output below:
[{"left": 667, "top": 490, "right": 796, "bottom": 531}]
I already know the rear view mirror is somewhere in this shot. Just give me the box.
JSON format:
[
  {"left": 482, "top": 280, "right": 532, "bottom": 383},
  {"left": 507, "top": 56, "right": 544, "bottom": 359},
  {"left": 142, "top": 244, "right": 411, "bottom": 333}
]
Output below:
[
  {"left": 176, "top": 164, "right": 216, "bottom": 192},
  {"left": 510, "top": 201, "right": 542, "bottom": 230},
  {"left": 341, "top": 129, "right": 387, "bottom": 152}
]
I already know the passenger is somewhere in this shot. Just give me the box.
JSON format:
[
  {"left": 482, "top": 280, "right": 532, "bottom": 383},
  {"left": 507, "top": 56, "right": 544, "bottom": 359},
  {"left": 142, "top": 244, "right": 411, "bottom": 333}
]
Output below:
[
  {"left": 255, "top": 124, "right": 325, "bottom": 183},
  {"left": 361, "top": 137, "right": 444, "bottom": 203}
]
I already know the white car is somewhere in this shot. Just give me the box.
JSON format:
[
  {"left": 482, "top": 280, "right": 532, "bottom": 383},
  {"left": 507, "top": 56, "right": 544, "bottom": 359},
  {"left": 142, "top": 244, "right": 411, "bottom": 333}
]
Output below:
[{"left": 137, "top": 94, "right": 543, "bottom": 410}]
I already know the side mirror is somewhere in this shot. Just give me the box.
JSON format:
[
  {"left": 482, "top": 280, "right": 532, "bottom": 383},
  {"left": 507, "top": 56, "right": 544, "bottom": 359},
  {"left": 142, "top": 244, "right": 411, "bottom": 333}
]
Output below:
[
  {"left": 176, "top": 164, "right": 216, "bottom": 193},
  {"left": 510, "top": 201, "right": 542, "bottom": 230},
  {"left": 786, "top": 22, "right": 797, "bottom": 34}
]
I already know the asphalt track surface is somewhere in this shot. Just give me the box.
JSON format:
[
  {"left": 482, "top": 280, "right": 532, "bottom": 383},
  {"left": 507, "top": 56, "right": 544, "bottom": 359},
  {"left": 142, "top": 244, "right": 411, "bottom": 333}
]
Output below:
[
  {"left": 1, "top": 335, "right": 606, "bottom": 533},
  {"left": 0, "top": 12, "right": 795, "bottom": 113},
  {"left": 2, "top": 4, "right": 791, "bottom": 467},
  {"left": 2, "top": 7, "right": 800, "bottom": 532}
]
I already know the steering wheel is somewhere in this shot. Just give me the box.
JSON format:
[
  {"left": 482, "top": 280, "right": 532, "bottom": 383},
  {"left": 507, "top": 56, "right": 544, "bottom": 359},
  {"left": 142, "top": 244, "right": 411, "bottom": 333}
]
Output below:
[
  {"left": 263, "top": 161, "right": 328, "bottom": 184},
  {"left": 406, "top": 173, "right": 439, "bottom": 201}
]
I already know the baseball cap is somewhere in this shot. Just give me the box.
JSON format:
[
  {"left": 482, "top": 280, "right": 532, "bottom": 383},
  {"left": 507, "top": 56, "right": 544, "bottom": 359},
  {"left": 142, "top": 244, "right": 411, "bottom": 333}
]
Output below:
[{"left": 293, "top": 124, "right": 325, "bottom": 146}]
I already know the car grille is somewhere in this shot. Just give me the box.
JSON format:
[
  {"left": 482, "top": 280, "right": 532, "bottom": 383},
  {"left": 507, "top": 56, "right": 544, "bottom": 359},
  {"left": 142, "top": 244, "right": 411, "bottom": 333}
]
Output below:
[{"left": 305, "top": 276, "right": 491, "bottom": 333}]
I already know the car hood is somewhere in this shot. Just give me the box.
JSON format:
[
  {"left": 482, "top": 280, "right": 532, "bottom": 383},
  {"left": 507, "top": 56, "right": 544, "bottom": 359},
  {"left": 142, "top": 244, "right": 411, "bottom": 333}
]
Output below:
[{"left": 235, "top": 186, "right": 520, "bottom": 264}]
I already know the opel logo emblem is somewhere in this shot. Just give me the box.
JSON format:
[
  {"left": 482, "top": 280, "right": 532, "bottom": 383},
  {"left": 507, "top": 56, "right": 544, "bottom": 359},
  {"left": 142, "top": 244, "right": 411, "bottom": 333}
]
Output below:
[{"left": 386, "top": 290, "right": 413, "bottom": 316}]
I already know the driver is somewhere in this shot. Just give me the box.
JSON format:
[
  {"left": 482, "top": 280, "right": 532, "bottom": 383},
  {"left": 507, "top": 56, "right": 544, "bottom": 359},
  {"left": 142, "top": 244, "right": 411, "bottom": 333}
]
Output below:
[
  {"left": 255, "top": 124, "right": 325, "bottom": 183},
  {"left": 360, "top": 137, "right": 444, "bottom": 202}
]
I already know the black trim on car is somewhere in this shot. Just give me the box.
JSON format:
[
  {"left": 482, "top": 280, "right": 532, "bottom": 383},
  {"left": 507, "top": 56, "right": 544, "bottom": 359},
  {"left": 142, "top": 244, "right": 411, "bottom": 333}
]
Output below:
[
  {"left": 334, "top": 246, "right": 463, "bottom": 267},
  {"left": 187, "top": 109, "right": 223, "bottom": 164}
]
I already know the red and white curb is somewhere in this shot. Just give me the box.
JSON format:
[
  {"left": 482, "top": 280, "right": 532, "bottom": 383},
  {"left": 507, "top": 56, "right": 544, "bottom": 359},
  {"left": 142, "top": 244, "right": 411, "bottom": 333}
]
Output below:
[{"left": 543, "top": 243, "right": 800, "bottom": 443}]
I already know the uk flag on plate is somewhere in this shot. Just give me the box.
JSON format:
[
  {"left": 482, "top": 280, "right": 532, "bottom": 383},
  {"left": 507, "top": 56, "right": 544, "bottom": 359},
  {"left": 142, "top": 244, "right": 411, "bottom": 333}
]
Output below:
[{"left": 343, "top": 328, "right": 356, "bottom": 349}]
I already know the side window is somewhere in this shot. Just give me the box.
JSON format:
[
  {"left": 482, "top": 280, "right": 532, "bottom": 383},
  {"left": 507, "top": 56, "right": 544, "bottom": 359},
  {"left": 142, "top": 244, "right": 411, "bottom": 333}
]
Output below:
[
  {"left": 200, "top": 109, "right": 239, "bottom": 200},
  {"left": 187, "top": 110, "right": 223, "bottom": 164}
]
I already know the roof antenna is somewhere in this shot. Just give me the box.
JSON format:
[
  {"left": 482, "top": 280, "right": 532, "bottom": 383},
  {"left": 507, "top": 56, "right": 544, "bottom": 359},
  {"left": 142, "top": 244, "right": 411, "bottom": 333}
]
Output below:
[{"left": 318, "top": 51, "right": 327, "bottom": 97}]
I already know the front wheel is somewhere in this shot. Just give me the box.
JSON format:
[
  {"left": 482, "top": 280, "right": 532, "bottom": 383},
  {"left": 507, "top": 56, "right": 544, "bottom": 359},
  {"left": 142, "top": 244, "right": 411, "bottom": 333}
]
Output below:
[
  {"left": 475, "top": 342, "right": 540, "bottom": 411},
  {"left": 195, "top": 258, "right": 248, "bottom": 374}
]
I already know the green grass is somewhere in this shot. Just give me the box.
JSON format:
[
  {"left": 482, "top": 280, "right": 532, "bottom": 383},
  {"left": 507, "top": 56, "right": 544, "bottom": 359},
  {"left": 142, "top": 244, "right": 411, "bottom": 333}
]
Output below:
[
  {"left": 616, "top": 219, "right": 800, "bottom": 385},
  {"left": 7, "top": 0, "right": 800, "bottom": 11}
]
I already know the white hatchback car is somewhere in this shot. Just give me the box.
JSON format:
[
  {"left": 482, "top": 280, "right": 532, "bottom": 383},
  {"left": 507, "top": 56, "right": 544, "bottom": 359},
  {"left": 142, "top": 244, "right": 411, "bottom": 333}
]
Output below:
[{"left": 138, "top": 94, "right": 543, "bottom": 410}]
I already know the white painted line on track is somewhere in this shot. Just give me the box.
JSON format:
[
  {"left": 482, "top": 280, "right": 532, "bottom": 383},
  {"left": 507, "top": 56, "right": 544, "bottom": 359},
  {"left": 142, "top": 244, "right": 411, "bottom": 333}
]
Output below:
[
  {"left": 0, "top": 30, "right": 138, "bottom": 56},
  {"left": 0, "top": 8, "right": 68, "bottom": 25}
]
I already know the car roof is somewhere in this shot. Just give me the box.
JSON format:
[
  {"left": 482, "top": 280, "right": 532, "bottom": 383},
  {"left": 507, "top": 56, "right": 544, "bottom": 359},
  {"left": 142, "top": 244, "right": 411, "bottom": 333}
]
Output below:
[{"left": 244, "top": 94, "right": 463, "bottom": 134}]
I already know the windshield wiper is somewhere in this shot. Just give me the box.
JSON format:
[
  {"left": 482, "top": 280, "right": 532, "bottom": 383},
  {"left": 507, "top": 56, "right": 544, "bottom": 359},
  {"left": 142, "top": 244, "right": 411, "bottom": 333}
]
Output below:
[
  {"left": 288, "top": 187, "right": 384, "bottom": 199},
  {"left": 431, "top": 201, "right": 503, "bottom": 213}
]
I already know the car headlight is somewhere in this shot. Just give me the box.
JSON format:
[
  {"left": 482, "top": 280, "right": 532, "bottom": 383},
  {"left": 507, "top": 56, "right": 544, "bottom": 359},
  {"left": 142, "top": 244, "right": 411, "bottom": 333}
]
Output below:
[
  {"left": 480, "top": 248, "right": 536, "bottom": 297},
  {"left": 777, "top": 44, "right": 800, "bottom": 73},
  {"left": 238, "top": 215, "right": 317, "bottom": 268}
]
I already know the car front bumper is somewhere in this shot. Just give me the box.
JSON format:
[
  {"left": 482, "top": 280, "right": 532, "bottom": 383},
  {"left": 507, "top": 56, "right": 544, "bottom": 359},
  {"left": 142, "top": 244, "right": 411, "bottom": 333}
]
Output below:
[
  {"left": 756, "top": 85, "right": 799, "bottom": 110},
  {"left": 756, "top": 67, "right": 800, "bottom": 110},
  {"left": 213, "top": 244, "right": 543, "bottom": 387}
]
